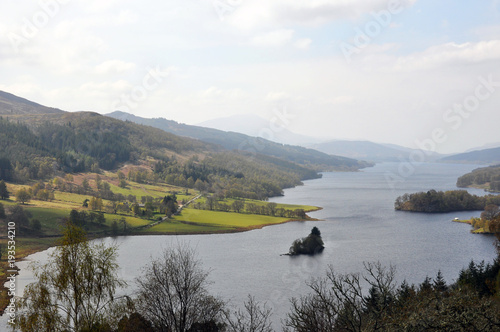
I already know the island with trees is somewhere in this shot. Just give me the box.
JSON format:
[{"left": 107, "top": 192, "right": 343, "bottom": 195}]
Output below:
[
  {"left": 394, "top": 189, "right": 500, "bottom": 213},
  {"left": 287, "top": 227, "right": 325, "bottom": 256}
]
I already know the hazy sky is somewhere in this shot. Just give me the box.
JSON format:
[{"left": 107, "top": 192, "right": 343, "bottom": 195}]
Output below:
[{"left": 1, "top": 0, "right": 500, "bottom": 153}]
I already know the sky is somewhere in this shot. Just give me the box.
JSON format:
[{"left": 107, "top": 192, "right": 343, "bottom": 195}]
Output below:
[{"left": 1, "top": 0, "right": 500, "bottom": 153}]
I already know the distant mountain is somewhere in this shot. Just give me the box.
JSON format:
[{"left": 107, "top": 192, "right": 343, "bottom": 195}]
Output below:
[
  {"left": 464, "top": 142, "right": 500, "bottom": 152},
  {"left": 107, "top": 111, "right": 372, "bottom": 171},
  {"left": 0, "top": 90, "right": 64, "bottom": 115},
  {"left": 310, "top": 140, "right": 443, "bottom": 163},
  {"left": 441, "top": 147, "right": 500, "bottom": 164},
  {"left": 198, "top": 114, "right": 321, "bottom": 146}
]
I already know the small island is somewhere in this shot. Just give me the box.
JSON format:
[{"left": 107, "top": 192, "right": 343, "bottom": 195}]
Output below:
[
  {"left": 288, "top": 226, "right": 325, "bottom": 256},
  {"left": 394, "top": 190, "right": 500, "bottom": 213}
]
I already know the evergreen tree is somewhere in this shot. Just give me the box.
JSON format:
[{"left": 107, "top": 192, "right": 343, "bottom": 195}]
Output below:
[
  {"left": 0, "top": 180, "right": 9, "bottom": 200},
  {"left": 111, "top": 220, "right": 119, "bottom": 236},
  {"left": 433, "top": 270, "right": 448, "bottom": 293},
  {"left": 0, "top": 202, "right": 5, "bottom": 219}
]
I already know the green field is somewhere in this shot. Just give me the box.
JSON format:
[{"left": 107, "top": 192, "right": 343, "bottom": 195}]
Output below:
[
  {"left": 224, "top": 198, "right": 318, "bottom": 212},
  {"left": 1, "top": 178, "right": 319, "bottom": 245},
  {"left": 139, "top": 219, "right": 227, "bottom": 234},
  {"left": 141, "top": 208, "right": 292, "bottom": 234},
  {"left": 180, "top": 208, "right": 289, "bottom": 227}
]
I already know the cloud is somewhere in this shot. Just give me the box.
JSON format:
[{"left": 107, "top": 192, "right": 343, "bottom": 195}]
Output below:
[
  {"left": 249, "top": 29, "right": 294, "bottom": 47},
  {"left": 393, "top": 40, "right": 500, "bottom": 71},
  {"left": 294, "top": 38, "right": 312, "bottom": 49},
  {"left": 266, "top": 91, "right": 292, "bottom": 102},
  {"left": 201, "top": 86, "right": 246, "bottom": 100},
  {"left": 228, "top": 0, "right": 417, "bottom": 30},
  {"left": 94, "top": 60, "right": 136, "bottom": 75},
  {"left": 472, "top": 24, "right": 500, "bottom": 40}
]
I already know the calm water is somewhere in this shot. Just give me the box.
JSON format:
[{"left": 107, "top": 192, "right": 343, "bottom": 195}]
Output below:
[{"left": 9, "top": 163, "right": 498, "bottom": 330}]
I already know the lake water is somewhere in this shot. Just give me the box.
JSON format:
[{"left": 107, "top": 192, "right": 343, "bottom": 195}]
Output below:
[{"left": 8, "top": 162, "right": 499, "bottom": 330}]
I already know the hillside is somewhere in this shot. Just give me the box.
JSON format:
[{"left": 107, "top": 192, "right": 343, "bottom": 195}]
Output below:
[
  {"left": 457, "top": 165, "right": 500, "bottom": 192},
  {"left": 107, "top": 111, "right": 372, "bottom": 171},
  {"left": 0, "top": 91, "right": 338, "bottom": 199},
  {"left": 441, "top": 147, "right": 500, "bottom": 164},
  {"left": 0, "top": 91, "right": 64, "bottom": 115}
]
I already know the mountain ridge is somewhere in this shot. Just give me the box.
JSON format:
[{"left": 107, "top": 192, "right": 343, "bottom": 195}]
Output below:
[
  {"left": 106, "top": 111, "right": 372, "bottom": 171},
  {"left": 0, "top": 90, "right": 65, "bottom": 115},
  {"left": 309, "top": 140, "right": 444, "bottom": 163},
  {"left": 440, "top": 147, "right": 500, "bottom": 165}
]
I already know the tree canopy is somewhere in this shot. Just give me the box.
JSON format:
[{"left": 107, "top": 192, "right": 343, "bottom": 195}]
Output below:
[
  {"left": 394, "top": 189, "right": 500, "bottom": 213},
  {"left": 15, "top": 223, "right": 126, "bottom": 331},
  {"left": 0, "top": 180, "right": 8, "bottom": 199},
  {"left": 289, "top": 227, "right": 325, "bottom": 256}
]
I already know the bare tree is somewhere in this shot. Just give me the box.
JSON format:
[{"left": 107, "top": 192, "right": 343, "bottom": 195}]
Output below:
[
  {"left": 224, "top": 295, "right": 274, "bottom": 332},
  {"left": 283, "top": 262, "right": 396, "bottom": 332},
  {"left": 136, "top": 245, "right": 225, "bottom": 332}
]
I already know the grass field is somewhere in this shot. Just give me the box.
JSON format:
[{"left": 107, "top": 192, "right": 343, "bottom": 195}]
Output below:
[
  {"left": 179, "top": 208, "right": 290, "bottom": 228},
  {"left": 224, "top": 198, "right": 319, "bottom": 212},
  {"left": 139, "top": 219, "right": 229, "bottom": 234},
  {"left": 140, "top": 208, "right": 293, "bottom": 234}
]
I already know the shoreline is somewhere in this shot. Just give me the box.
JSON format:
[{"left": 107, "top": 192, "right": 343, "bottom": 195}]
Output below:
[
  {"left": 0, "top": 207, "right": 322, "bottom": 316},
  {"left": 452, "top": 218, "right": 494, "bottom": 234}
]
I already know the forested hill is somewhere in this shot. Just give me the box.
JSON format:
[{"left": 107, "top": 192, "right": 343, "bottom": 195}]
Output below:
[
  {"left": 441, "top": 147, "right": 500, "bottom": 164},
  {"left": 457, "top": 165, "right": 500, "bottom": 192},
  {"left": 0, "top": 90, "right": 64, "bottom": 115},
  {"left": 107, "top": 111, "right": 372, "bottom": 171},
  {"left": 0, "top": 91, "right": 331, "bottom": 199}
]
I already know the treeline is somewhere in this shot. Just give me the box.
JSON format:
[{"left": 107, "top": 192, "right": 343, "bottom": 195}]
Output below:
[
  {"left": 457, "top": 165, "right": 500, "bottom": 192},
  {"left": 395, "top": 189, "right": 500, "bottom": 212},
  {"left": 192, "top": 196, "right": 308, "bottom": 219},
  {"left": 285, "top": 259, "right": 500, "bottom": 331},
  {"left": 13, "top": 223, "right": 500, "bottom": 332}
]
